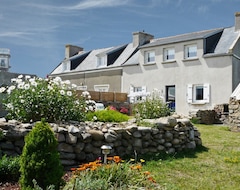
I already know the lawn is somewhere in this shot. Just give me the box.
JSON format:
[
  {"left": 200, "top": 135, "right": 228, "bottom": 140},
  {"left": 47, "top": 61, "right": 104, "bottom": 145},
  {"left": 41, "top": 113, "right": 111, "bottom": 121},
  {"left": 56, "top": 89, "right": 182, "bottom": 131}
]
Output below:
[{"left": 141, "top": 124, "right": 240, "bottom": 190}]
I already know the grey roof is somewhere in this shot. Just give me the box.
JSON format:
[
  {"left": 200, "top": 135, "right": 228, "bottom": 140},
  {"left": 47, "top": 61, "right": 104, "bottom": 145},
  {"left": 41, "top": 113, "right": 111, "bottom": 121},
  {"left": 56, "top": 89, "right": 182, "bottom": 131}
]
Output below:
[
  {"left": 141, "top": 28, "right": 224, "bottom": 48},
  {"left": 214, "top": 27, "right": 239, "bottom": 54}
]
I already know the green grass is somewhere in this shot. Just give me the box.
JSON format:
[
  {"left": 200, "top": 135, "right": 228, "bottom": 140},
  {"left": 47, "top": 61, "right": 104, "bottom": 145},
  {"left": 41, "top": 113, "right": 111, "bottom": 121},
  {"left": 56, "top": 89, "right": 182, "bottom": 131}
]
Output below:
[{"left": 141, "top": 124, "right": 240, "bottom": 190}]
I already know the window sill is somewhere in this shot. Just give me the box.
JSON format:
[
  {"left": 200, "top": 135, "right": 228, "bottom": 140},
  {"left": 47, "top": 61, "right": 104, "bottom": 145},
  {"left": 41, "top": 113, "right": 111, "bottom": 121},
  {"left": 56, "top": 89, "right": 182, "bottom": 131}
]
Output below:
[
  {"left": 190, "top": 102, "right": 207, "bottom": 105},
  {"left": 182, "top": 57, "right": 199, "bottom": 62},
  {"left": 143, "top": 62, "right": 156, "bottom": 66},
  {"left": 162, "top": 60, "right": 176, "bottom": 64}
]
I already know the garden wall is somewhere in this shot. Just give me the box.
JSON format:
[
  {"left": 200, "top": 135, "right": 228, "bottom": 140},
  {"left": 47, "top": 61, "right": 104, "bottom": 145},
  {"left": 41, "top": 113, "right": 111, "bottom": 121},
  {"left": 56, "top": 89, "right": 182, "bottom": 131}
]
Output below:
[
  {"left": 228, "top": 97, "right": 240, "bottom": 131},
  {"left": 0, "top": 116, "right": 202, "bottom": 167}
]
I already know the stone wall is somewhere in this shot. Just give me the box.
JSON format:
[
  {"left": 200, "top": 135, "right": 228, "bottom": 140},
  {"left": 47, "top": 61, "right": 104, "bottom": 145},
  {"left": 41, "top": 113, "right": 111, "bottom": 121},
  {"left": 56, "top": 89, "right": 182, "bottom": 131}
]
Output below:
[
  {"left": 228, "top": 97, "right": 240, "bottom": 131},
  {"left": 0, "top": 116, "right": 202, "bottom": 167}
]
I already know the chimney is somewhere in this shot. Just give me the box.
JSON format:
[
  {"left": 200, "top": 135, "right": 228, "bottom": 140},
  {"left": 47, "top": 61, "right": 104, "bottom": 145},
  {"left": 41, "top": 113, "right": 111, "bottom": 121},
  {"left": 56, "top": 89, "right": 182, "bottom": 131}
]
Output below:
[
  {"left": 65, "top": 44, "right": 83, "bottom": 59},
  {"left": 235, "top": 12, "right": 240, "bottom": 32},
  {"left": 132, "top": 31, "right": 154, "bottom": 47}
]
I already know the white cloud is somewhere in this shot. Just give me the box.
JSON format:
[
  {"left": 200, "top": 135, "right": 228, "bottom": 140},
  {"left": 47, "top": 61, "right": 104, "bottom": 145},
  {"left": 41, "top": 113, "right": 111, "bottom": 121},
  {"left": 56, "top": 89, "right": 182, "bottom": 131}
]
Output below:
[{"left": 66, "top": 0, "right": 130, "bottom": 10}]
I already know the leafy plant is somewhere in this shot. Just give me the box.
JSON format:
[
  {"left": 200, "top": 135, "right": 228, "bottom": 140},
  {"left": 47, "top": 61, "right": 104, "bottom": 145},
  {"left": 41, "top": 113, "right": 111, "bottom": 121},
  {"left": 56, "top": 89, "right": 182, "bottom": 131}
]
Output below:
[
  {"left": 133, "top": 88, "right": 171, "bottom": 119},
  {"left": 20, "top": 119, "right": 63, "bottom": 190},
  {"left": 64, "top": 156, "right": 159, "bottom": 190},
  {"left": 86, "top": 109, "right": 129, "bottom": 122},
  {"left": 0, "top": 155, "right": 20, "bottom": 181},
  {"left": 0, "top": 75, "right": 87, "bottom": 123}
]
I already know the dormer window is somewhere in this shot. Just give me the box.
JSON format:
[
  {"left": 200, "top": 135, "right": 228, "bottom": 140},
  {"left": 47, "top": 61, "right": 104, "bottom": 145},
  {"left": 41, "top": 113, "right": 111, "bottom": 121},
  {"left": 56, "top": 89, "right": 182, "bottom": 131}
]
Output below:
[
  {"left": 62, "top": 60, "right": 70, "bottom": 72},
  {"left": 97, "top": 56, "right": 106, "bottom": 67},
  {"left": 144, "top": 50, "right": 155, "bottom": 64}
]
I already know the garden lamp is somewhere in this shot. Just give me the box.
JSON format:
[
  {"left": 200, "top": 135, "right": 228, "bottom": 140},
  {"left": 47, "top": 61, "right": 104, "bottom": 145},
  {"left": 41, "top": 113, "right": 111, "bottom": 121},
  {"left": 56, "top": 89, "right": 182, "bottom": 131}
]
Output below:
[{"left": 101, "top": 145, "right": 112, "bottom": 164}]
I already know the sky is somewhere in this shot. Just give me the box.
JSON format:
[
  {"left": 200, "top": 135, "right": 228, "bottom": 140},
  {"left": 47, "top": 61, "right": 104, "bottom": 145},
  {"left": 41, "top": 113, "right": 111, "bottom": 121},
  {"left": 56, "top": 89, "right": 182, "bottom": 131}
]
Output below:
[{"left": 0, "top": 0, "right": 239, "bottom": 78}]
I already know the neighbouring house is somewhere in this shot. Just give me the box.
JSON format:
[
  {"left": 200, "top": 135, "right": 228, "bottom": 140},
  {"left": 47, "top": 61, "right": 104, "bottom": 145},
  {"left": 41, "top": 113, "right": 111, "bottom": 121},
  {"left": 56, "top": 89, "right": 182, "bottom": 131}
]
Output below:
[
  {"left": 49, "top": 12, "right": 240, "bottom": 116},
  {"left": 0, "top": 48, "right": 37, "bottom": 117}
]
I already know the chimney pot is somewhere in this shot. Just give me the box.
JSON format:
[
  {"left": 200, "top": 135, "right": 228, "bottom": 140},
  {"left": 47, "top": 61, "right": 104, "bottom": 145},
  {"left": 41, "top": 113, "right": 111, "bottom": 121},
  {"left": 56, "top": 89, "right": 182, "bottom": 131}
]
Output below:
[{"left": 235, "top": 12, "right": 240, "bottom": 32}]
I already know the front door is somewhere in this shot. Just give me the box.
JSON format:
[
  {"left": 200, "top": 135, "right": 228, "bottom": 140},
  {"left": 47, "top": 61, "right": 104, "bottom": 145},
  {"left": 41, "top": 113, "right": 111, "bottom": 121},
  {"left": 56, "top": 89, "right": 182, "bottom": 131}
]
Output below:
[{"left": 166, "top": 85, "right": 175, "bottom": 111}]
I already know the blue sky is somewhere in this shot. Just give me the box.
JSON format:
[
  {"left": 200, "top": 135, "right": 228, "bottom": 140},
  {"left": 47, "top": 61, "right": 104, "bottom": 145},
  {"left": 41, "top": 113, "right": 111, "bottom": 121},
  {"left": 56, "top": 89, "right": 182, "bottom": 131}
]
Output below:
[{"left": 0, "top": 0, "right": 239, "bottom": 78}]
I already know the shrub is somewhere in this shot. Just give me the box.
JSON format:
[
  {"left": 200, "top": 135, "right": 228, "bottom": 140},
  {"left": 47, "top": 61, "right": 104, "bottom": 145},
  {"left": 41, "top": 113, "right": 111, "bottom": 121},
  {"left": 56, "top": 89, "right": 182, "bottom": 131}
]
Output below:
[
  {"left": 86, "top": 109, "right": 129, "bottom": 122},
  {"left": 20, "top": 119, "right": 63, "bottom": 190},
  {"left": 0, "top": 75, "right": 87, "bottom": 123},
  {"left": 0, "top": 155, "right": 20, "bottom": 181},
  {"left": 133, "top": 89, "right": 171, "bottom": 119}
]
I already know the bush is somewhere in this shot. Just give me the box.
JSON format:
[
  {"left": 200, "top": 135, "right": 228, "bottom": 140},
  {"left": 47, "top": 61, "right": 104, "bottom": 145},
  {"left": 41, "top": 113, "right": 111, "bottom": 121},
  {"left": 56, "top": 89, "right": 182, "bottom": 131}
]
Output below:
[
  {"left": 0, "top": 75, "right": 87, "bottom": 123},
  {"left": 20, "top": 119, "right": 63, "bottom": 190},
  {"left": 86, "top": 109, "right": 129, "bottom": 122},
  {"left": 0, "top": 155, "right": 20, "bottom": 181},
  {"left": 133, "top": 89, "right": 171, "bottom": 120}
]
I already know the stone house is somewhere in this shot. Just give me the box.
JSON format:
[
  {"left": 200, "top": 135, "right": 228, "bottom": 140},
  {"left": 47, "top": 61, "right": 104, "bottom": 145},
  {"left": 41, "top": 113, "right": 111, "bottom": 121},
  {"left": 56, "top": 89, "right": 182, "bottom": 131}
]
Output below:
[{"left": 49, "top": 12, "right": 240, "bottom": 116}]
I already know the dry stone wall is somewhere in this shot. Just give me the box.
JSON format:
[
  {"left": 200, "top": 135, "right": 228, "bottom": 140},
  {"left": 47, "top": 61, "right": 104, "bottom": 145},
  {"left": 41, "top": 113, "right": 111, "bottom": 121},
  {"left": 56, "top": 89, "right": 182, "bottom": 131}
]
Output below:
[
  {"left": 228, "top": 97, "right": 240, "bottom": 131},
  {"left": 0, "top": 116, "right": 202, "bottom": 167}
]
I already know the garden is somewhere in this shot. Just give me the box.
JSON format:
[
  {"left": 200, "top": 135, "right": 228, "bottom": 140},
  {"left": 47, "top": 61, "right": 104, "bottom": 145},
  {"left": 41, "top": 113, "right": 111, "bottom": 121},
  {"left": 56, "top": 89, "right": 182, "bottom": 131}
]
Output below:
[{"left": 0, "top": 75, "right": 239, "bottom": 189}]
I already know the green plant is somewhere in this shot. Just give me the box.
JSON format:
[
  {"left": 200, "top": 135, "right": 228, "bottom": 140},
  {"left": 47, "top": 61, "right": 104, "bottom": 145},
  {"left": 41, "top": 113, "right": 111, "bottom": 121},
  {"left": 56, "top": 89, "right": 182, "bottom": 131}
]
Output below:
[
  {"left": 133, "top": 89, "right": 171, "bottom": 119},
  {"left": 0, "top": 155, "right": 20, "bottom": 181},
  {"left": 86, "top": 109, "right": 129, "bottom": 122},
  {"left": 0, "top": 75, "right": 87, "bottom": 123},
  {"left": 64, "top": 156, "right": 159, "bottom": 190},
  {"left": 20, "top": 119, "right": 63, "bottom": 190}
]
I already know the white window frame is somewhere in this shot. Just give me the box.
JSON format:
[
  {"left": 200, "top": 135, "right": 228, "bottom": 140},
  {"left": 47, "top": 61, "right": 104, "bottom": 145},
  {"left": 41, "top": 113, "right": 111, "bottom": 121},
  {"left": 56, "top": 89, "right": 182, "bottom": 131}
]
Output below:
[
  {"left": 163, "top": 48, "right": 175, "bottom": 62},
  {"left": 184, "top": 44, "right": 197, "bottom": 59},
  {"left": 62, "top": 60, "right": 70, "bottom": 72},
  {"left": 187, "top": 84, "right": 210, "bottom": 104},
  {"left": 97, "top": 56, "right": 106, "bottom": 67},
  {"left": 144, "top": 50, "right": 155, "bottom": 64},
  {"left": 94, "top": 84, "right": 109, "bottom": 92},
  {"left": 129, "top": 86, "right": 148, "bottom": 103}
]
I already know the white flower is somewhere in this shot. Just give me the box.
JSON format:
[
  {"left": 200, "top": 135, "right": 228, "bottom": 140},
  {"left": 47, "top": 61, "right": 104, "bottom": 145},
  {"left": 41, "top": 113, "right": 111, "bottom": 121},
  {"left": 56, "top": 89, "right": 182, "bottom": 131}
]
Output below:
[
  {"left": 48, "top": 85, "right": 53, "bottom": 90},
  {"left": 88, "top": 95, "right": 91, "bottom": 99},
  {"left": 6, "top": 103, "right": 13, "bottom": 110},
  {"left": 93, "top": 116, "right": 97, "bottom": 121},
  {"left": 60, "top": 90, "right": 65, "bottom": 95},
  {"left": 24, "top": 83, "right": 30, "bottom": 90},
  {"left": 25, "top": 75, "right": 31, "bottom": 80},
  {"left": 31, "top": 81, "right": 37, "bottom": 87},
  {"left": 67, "top": 91, "right": 72, "bottom": 96},
  {"left": 20, "top": 99, "right": 25, "bottom": 103},
  {"left": 71, "top": 84, "right": 77, "bottom": 89},
  {"left": 18, "top": 75, "right": 23, "bottom": 79},
  {"left": 11, "top": 78, "right": 17, "bottom": 83},
  {"left": 16, "top": 78, "right": 22, "bottom": 84},
  {"left": 17, "top": 83, "right": 24, "bottom": 89},
  {"left": 88, "top": 105, "right": 94, "bottom": 111},
  {"left": 0, "top": 87, "right": 6, "bottom": 93}
]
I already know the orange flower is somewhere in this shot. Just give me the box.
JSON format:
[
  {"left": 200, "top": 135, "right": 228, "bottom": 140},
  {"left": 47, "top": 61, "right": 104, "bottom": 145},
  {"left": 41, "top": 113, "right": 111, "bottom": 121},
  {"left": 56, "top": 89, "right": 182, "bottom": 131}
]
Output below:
[
  {"left": 107, "top": 157, "right": 113, "bottom": 161},
  {"left": 77, "top": 166, "right": 86, "bottom": 171},
  {"left": 148, "top": 177, "right": 156, "bottom": 183},
  {"left": 130, "top": 164, "right": 142, "bottom": 170},
  {"left": 113, "top": 156, "right": 121, "bottom": 163},
  {"left": 70, "top": 168, "right": 76, "bottom": 171},
  {"left": 143, "top": 171, "right": 151, "bottom": 175}
]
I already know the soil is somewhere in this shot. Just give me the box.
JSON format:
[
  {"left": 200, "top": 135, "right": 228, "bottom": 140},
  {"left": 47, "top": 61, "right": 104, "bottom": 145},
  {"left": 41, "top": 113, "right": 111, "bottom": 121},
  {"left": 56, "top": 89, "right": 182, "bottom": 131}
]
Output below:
[{"left": 0, "top": 171, "right": 72, "bottom": 190}]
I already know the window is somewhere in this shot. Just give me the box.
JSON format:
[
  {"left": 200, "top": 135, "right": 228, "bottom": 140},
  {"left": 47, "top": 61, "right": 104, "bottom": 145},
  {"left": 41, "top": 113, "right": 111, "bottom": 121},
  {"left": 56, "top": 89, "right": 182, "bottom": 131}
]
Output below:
[
  {"left": 184, "top": 44, "right": 197, "bottom": 59},
  {"left": 144, "top": 51, "right": 155, "bottom": 63},
  {"left": 129, "top": 86, "right": 148, "bottom": 103},
  {"left": 97, "top": 56, "right": 105, "bottom": 67},
  {"left": 187, "top": 84, "right": 210, "bottom": 104},
  {"left": 62, "top": 61, "right": 70, "bottom": 72},
  {"left": 163, "top": 48, "right": 175, "bottom": 61},
  {"left": 94, "top": 84, "right": 109, "bottom": 92},
  {"left": 0, "top": 59, "right": 5, "bottom": 67}
]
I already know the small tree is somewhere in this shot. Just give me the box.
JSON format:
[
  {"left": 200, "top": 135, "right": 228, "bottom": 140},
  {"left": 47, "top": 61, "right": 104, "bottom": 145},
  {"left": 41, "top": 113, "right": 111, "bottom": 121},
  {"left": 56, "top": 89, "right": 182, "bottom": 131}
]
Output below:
[{"left": 20, "top": 119, "right": 63, "bottom": 190}]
